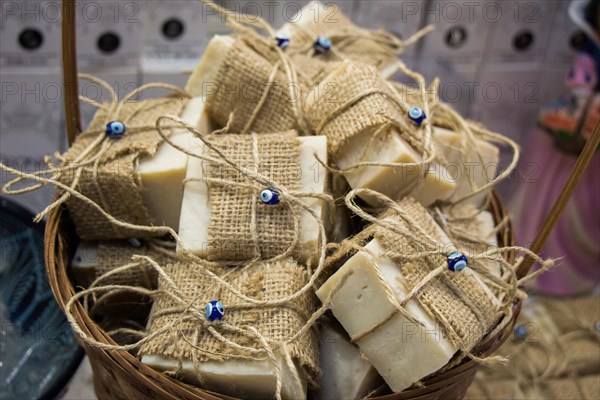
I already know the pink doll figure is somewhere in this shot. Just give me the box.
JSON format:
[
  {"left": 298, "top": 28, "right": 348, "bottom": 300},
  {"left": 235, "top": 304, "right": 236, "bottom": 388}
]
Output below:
[{"left": 565, "top": 52, "right": 598, "bottom": 98}]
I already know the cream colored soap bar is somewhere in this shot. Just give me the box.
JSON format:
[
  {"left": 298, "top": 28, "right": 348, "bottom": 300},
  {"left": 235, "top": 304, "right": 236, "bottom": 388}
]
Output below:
[
  {"left": 138, "top": 97, "right": 207, "bottom": 231},
  {"left": 141, "top": 354, "right": 307, "bottom": 400},
  {"left": 177, "top": 136, "right": 328, "bottom": 263},
  {"left": 276, "top": 1, "right": 397, "bottom": 76},
  {"left": 316, "top": 238, "right": 457, "bottom": 392},
  {"left": 432, "top": 127, "right": 499, "bottom": 207},
  {"left": 315, "top": 323, "right": 383, "bottom": 400},
  {"left": 410, "top": 162, "right": 457, "bottom": 207},
  {"left": 71, "top": 241, "right": 98, "bottom": 284},
  {"left": 305, "top": 64, "right": 456, "bottom": 207},
  {"left": 334, "top": 128, "right": 456, "bottom": 207},
  {"left": 185, "top": 35, "right": 235, "bottom": 98}
]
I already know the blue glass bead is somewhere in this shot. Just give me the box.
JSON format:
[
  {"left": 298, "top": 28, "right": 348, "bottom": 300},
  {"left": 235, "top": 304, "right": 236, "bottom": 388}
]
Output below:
[
  {"left": 275, "top": 35, "right": 290, "bottom": 49},
  {"left": 408, "top": 107, "right": 426, "bottom": 126},
  {"left": 205, "top": 300, "right": 224, "bottom": 321},
  {"left": 260, "top": 188, "right": 280, "bottom": 205},
  {"left": 447, "top": 252, "right": 467, "bottom": 272},
  {"left": 106, "top": 120, "right": 126, "bottom": 138},
  {"left": 128, "top": 238, "right": 142, "bottom": 248},
  {"left": 513, "top": 324, "right": 528, "bottom": 341},
  {"left": 595, "top": 321, "right": 600, "bottom": 332},
  {"left": 314, "top": 36, "right": 332, "bottom": 53}
]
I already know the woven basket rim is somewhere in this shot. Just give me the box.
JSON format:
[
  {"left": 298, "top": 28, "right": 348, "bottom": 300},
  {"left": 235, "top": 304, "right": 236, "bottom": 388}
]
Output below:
[{"left": 44, "top": 192, "right": 518, "bottom": 400}]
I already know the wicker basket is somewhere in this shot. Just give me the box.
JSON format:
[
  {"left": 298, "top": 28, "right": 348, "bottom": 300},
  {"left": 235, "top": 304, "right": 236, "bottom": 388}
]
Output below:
[
  {"left": 48, "top": 1, "right": 600, "bottom": 398},
  {"left": 45, "top": 192, "right": 519, "bottom": 400}
]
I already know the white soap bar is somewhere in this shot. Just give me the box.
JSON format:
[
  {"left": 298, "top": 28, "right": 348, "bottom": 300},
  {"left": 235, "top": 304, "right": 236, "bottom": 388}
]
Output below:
[
  {"left": 71, "top": 241, "right": 98, "bottom": 284},
  {"left": 305, "top": 63, "right": 455, "bottom": 207},
  {"left": 141, "top": 353, "right": 307, "bottom": 400},
  {"left": 315, "top": 323, "right": 383, "bottom": 400},
  {"left": 185, "top": 35, "right": 235, "bottom": 98},
  {"left": 276, "top": 1, "right": 352, "bottom": 41},
  {"left": 410, "top": 162, "right": 457, "bottom": 207},
  {"left": 138, "top": 97, "right": 207, "bottom": 232},
  {"left": 177, "top": 136, "right": 328, "bottom": 263},
  {"left": 335, "top": 127, "right": 456, "bottom": 207},
  {"left": 276, "top": 1, "right": 397, "bottom": 75},
  {"left": 432, "top": 127, "right": 499, "bottom": 207},
  {"left": 316, "top": 238, "right": 457, "bottom": 392}
]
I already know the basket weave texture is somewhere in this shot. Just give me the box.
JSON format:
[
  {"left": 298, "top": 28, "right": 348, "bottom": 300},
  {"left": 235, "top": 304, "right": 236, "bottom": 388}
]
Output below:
[{"left": 45, "top": 192, "right": 518, "bottom": 400}]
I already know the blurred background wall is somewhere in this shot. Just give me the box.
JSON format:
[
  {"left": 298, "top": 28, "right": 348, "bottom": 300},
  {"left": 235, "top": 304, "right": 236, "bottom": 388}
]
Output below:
[{"left": 0, "top": 0, "right": 585, "bottom": 212}]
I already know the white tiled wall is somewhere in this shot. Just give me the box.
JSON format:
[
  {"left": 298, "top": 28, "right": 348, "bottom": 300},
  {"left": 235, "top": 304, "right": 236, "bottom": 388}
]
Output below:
[{"left": 0, "top": 0, "right": 582, "bottom": 209}]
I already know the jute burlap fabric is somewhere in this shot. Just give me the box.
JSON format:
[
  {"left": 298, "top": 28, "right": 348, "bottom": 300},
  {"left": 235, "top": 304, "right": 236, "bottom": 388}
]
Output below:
[
  {"left": 205, "top": 39, "right": 300, "bottom": 134},
  {"left": 476, "top": 295, "right": 600, "bottom": 380},
  {"left": 93, "top": 241, "right": 177, "bottom": 288},
  {"left": 443, "top": 204, "right": 503, "bottom": 292},
  {"left": 374, "top": 198, "right": 498, "bottom": 351},
  {"left": 205, "top": 131, "right": 302, "bottom": 262},
  {"left": 138, "top": 259, "right": 320, "bottom": 386},
  {"left": 289, "top": 53, "right": 341, "bottom": 87},
  {"left": 283, "top": 10, "right": 398, "bottom": 70},
  {"left": 303, "top": 62, "right": 408, "bottom": 162},
  {"left": 466, "top": 374, "right": 600, "bottom": 399},
  {"left": 61, "top": 97, "right": 188, "bottom": 240}
]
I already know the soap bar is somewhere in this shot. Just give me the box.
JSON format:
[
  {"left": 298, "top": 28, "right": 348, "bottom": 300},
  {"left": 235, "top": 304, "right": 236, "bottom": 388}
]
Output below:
[
  {"left": 138, "top": 97, "right": 208, "bottom": 231},
  {"left": 410, "top": 162, "right": 457, "bottom": 207},
  {"left": 305, "top": 63, "right": 455, "bottom": 207},
  {"left": 177, "top": 136, "right": 328, "bottom": 263},
  {"left": 70, "top": 240, "right": 173, "bottom": 288},
  {"left": 140, "top": 259, "right": 318, "bottom": 400},
  {"left": 276, "top": 1, "right": 397, "bottom": 74},
  {"left": 316, "top": 200, "right": 499, "bottom": 392},
  {"left": 185, "top": 35, "right": 235, "bottom": 98},
  {"left": 316, "top": 238, "right": 457, "bottom": 392},
  {"left": 141, "top": 354, "right": 307, "bottom": 400},
  {"left": 314, "top": 322, "right": 383, "bottom": 400},
  {"left": 185, "top": 35, "right": 298, "bottom": 134},
  {"left": 432, "top": 127, "right": 499, "bottom": 207},
  {"left": 71, "top": 241, "right": 98, "bottom": 285}
]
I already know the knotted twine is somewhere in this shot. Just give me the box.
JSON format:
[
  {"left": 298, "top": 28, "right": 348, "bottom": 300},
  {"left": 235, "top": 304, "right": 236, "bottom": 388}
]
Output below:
[
  {"left": 279, "top": 2, "right": 433, "bottom": 73},
  {"left": 5, "top": 109, "right": 333, "bottom": 398},
  {"left": 304, "top": 59, "right": 521, "bottom": 207},
  {"left": 84, "top": 239, "right": 178, "bottom": 289},
  {"left": 138, "top": 258, "right": 320, "bottom": 389},
  {"left": 202, "top": 131, "right": 303, "bottom": 262},
  {"left": 470, "top": 295, "right": 600, "bottom": 400},
  {"left": 324, "top": 188, "right": 556, "bottom": 365},
  {"left": 1, "top": 74, "right": 190, "bottom": 240}
]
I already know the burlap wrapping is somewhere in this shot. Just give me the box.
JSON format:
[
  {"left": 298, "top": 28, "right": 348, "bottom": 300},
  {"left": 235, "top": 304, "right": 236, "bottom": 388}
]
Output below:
[
  {"left": 291, "top": 53, "right": 341, "bottom": 87},
  {"left": 284, "top": 10, "right": 398, "bottom": 70},
  {"left": 478, "top": 295, "right": 600, "bottom": 380},
  {"left": 138, "top": 259, "right": 320, "bottom": 387},
  {"left": 204, "top": 131, "right": 302, "bottom": 262},
  {"left": 374, "top": 198, "right": 498, "bottom": 351},
  {"left": 443, "top": 204, "right": 503, "bottom": 292},
  {"left": 60, "top": 97, "right": 188, "bottom": 240},
  {"left": 466, "top": 375, "right": 600, "bottom": 400},
  {"left": 303, "top": 63, "right": 408, "bottom": 162},
  {"left": 206, "top": 39, "right": 300, "bottom": 134},
  {"left": 93, "top": 241, "right": 176, "bottom": 288}
]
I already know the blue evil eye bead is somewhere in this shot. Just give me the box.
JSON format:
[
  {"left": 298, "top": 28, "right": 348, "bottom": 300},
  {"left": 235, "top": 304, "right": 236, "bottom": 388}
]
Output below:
[
  {"left": 260, "top": 188, "right": 280, "bottom": 205},
  {"left": 408, "top": 107, "right": 426, "bottom": 126},
  {"left": 314, "top": 36, "right": 332, "bottom": 53},
  {"left": 205, "top": 300, "right": 224, "bottom": 321},
  {"left": 447, "top": 252, "right": 467, "bottom": 272},
  {"left": 106, "top": 120, "right": 126, "bottom": 138},
  {"left": 128, "top": 238, "right": 142, "bottom": 248},
  {"left": 513, "top": 324, "right": 528, "bottom": 341},
  {"left": 275, "top": 35, "right": 290, "bottom": 49}
]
